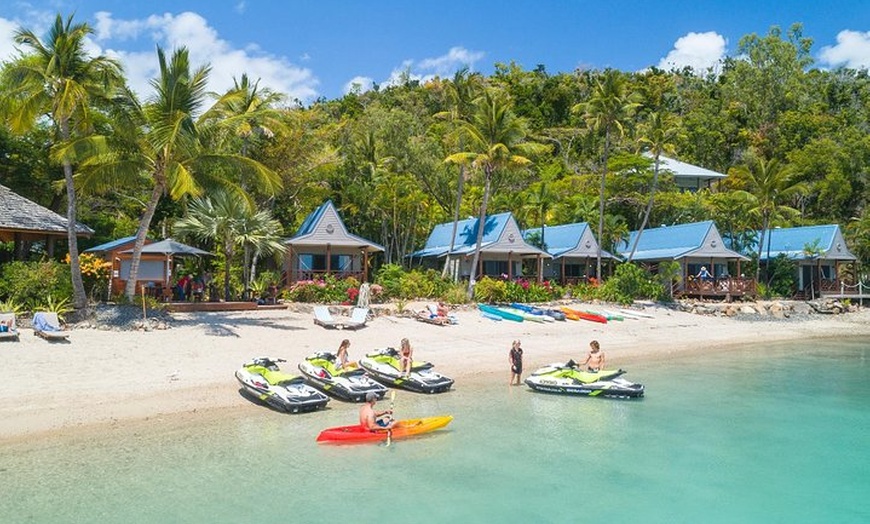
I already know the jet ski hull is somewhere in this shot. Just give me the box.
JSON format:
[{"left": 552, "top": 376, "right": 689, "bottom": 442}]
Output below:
[
  {"left": 359, "top": 348, "right": 454, "bottom": 394},
  {"left": 235, "top": 358, "right": 330, "bottom": 413},
  {"left": 298, "top": 353, "right": 388, "bottom": 402},
  {"left": 525, "top": 364, "right": 644, "bottom": 399}
]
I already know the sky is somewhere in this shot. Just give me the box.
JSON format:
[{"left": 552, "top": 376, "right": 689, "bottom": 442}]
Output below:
[{"left": 2, "top": 0, "right": 870, "bottom": 105}]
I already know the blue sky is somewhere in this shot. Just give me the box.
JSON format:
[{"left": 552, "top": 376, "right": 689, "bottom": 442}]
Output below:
[{"left": 2, "top": 0, "right": 870, "bottom": 104}]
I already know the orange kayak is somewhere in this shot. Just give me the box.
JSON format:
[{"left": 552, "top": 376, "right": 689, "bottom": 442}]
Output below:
[
  {"left": 316, "top": 415, "right": 453, "bottom": 444},
  {"left": 560, "top": 306, "right": 607, "bottom": 324}
]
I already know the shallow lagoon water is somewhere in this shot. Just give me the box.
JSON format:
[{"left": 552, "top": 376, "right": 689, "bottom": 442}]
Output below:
[{"left": 2, "top": 338, "right": 869, "bottom": 523}]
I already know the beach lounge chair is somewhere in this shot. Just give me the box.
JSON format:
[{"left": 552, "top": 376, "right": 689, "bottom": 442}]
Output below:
[
  {"left": 313, "top": 306, "right": 343, "bottom": 329},
  {"left": 0, "top": 312, "right": 20, "bottom": 341},
  {"left": 416, "top": 306, "right": 450, "bottom": 326},
  {"left": 32, "top": 312, "right": 69, "bottom": 341},
  {"left": 343, "top": 307, "right": 369, "bottom": 330}
]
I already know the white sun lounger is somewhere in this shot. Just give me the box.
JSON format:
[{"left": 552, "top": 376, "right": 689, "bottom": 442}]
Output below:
[
  {"left": 32, "top": 312, "right": 70, "bottom": 340},
  {"left": 343, "top": 307, "right": 369, "bottom": 330},
  {"left": 0, "top": 312, "right": 20, "bottom": 341},
  {"left": 313, "top": 306, "right": 343, "bottom": 329}
]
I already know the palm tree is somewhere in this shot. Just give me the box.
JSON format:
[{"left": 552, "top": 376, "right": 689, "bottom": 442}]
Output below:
[
  {"left": 77, "top": 47, "right": 281, "bottom": 299},
  {"left": 0, "top": 14, "right": 124, "bottom": 310},
  {"left": 174, "top": 192, "right": 285, "bottom": 301},
  {"left": 732, "top": 155, "right": 808, "bottom": 283},
  {"left": 627, "top": 111, "right": 681, "bottom": 262},
  {"left": 434, "top": 69, "right": 483, "bottom": 279},
  {"left": 446, "top": 89, "right": 544, "bottom": 295},
  {"left": 576, "top": 70, "right": 639, "bottom": 280}
]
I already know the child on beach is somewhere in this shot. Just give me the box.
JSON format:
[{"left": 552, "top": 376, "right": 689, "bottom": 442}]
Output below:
[
  {"left": 509, "top": 340, "right": 523, "bottom": 385},
  {"left": 581, "top": 340, "right": 605, "bottom": 372}
]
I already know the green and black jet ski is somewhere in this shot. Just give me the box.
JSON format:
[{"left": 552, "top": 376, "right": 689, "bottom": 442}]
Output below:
[
  {"left": 298, "top": 351, "right": 388, "bottom": 402},
  {"left": 235, "top": 357, "right": 329, "bottom": 413},
  {"left": 525, "top": 360, "right": 644, "bottom": 399},
  {"left": 359, "top": 347, "right": 454, "bottom": 394}
]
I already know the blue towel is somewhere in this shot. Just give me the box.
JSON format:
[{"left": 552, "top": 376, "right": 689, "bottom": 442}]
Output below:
[{"left": 32, "top": 313, "right": 59, "bottom": 332}]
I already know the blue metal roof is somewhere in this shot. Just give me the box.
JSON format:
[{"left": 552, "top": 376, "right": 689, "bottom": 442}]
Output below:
[
  {"left": 84, "top": 235, "right": 138, "bottom": 253},
  {"left": 294, "top": 200, "right": 331, "bottom": 237},
  {"left": 750, "top": 224, "right": 855, "bottom": 261},
  {"left": 617, "top": 221, "right": 715, "bottom": 260},
  {"left": 410, "top": 213, "right": 512, "bottom": 257},
  {"left": 524, "top": 223, "right": 588, "bottom": 256}
]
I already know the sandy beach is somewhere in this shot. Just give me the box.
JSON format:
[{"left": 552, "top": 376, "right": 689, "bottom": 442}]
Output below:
[{"left": 1, "top": 302, "right": 869, "bottom": 442}]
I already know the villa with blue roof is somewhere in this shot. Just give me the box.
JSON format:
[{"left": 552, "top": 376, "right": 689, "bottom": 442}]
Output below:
[
  {"left": 749, "top": 224, "right": 857, "bottom": 298},
  {"left": 617, "top": 220, "right": 754, "bottom": 298},
  {"left": 85, "top": 235, "right": 161, "bottom": 297},
  {"left": 410, "top": 212, "right": 549, "bottom": 281},
  {"left": 284, "top": 201, "right": 384, "bottom": 285},
  {"left": 522, "top": 222, "right": 615, "bottom": 284}
]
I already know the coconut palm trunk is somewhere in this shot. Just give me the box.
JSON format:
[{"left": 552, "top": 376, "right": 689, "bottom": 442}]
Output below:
[
  {"left": 627, "top": 153, "right": 661, "bottom": 262},
  {"left": 467, "top": 166, "right": 493, "bottom": 296},
  {"left": 59, "top": 118, "right": 88, "bottom": 309},
  {"left": 125, "top": 177, "right": 166, "bottom": 298},
  {"left": 442, "top": 164, "right": 466, "bottom": 280}
]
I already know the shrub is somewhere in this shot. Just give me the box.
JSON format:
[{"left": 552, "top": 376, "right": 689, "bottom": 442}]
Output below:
[
  {"left": 473, "top": 277, "right": 507, "bottom": 303},
  {"left": 284, "top": 275, "right": 359, "bottom": 303},
  {"left": 597, "top": 263, "right": 666, "bottom": 305},
  {"left": 0, "top": 260, "right": 73, "bottom": 307},
  {"left": 440, "top": 282, "right": 471, "bottom": 304},
  {"left": 374, "top": 265, "right": 452, "bottom": 300},
  {"left": 65, "top": 253, "right": 110, "bottom": 300},
  {"left": 375, "top": 264, "right": 405, "bottom": 299}
]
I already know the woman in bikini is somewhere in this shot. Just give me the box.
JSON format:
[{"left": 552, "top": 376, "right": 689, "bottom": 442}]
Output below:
[
  {"left": 399, "top": 338, "right": 413, "bottom": 377},
  {"left": 336, "top": 339, "right": 351, "bottom": 370}
]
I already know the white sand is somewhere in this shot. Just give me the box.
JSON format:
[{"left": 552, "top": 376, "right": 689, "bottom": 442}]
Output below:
[{"left": 1, "top": 302, "right": 868, "bottom": 442}]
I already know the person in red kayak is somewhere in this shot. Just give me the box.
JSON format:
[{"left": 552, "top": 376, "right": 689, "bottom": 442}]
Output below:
[
  {"left": 581, "top": 340, "right": 606, "bottom": 372},
  {"left": 359, "top": 392, "right": 395, "bottom": 431}
]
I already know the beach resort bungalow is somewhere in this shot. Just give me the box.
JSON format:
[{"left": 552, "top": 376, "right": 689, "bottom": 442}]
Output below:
[
  {"left": 0, "top": 183, "right": 94, "bottom": 260},
  {"left": 522, "top": 222, "right": 615, "bottom": 284},
  {"left": 284, "top": 200, "right": 384, "bottom": 285},
  {"left": 617, "top": 220, "right": 754, "bottom": 298},
  {"left": 646, "top": 154, "right": 728, "bottom": 192},
  {"left": 85, "top": 237, "right": 211, "bottom": 299},
  {"left": 410, "top": 212, "right": 549, "bottom": 281},
  {"left": 751, "top": 224, "right": 858, "bottom": 299}
]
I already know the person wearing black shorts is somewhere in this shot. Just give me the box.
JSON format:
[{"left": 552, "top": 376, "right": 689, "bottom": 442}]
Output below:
[{"left": 509, "top": 340, "right": 523, "bottom": 385}]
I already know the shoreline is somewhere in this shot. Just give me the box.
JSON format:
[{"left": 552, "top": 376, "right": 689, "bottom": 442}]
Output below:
[{"left": 1, "top": 303, "right": 868, "bottom": 444}]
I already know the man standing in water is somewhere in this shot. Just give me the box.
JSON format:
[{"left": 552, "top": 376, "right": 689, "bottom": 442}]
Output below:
[
  {"left": 359, "top": 392, "right": 395, "bottom": 431},
  {"left": 509, "top": 340, "right": 523, "bottom": 385},
  {"left": 581, "top": 340, "right": 606, "bottom": 372}
]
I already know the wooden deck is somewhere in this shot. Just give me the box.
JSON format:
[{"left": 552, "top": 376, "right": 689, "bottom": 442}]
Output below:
[{"left": 167, "top": 301, "right": 262, "bottom": 313}]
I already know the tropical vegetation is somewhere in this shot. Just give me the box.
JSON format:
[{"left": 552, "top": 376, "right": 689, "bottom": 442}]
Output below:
[{"left": 1, "top": 18, "right": 868, "bottom": 308}]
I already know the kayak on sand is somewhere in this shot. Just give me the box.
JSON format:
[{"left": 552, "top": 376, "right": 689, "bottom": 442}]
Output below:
[{"left": 316, "top": 415, "right": 454, "bottom": 444}]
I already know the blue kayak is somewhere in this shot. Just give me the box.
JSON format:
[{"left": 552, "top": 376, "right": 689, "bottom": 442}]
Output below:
[{"left": 479, "top": 304, "right": 524, "bottom": 322}]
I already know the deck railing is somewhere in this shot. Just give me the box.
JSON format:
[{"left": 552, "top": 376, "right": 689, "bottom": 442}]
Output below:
[
  {"left": 290, "top": 269, "right": 366, "bottom": 284},
  {"left": 681, "top": 277, "right": 756, "bottom": 297}
]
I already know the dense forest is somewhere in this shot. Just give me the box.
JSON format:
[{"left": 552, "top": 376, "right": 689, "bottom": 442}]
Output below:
[{"left": 1, "top": 17, "right": 868, "bottom": 307}]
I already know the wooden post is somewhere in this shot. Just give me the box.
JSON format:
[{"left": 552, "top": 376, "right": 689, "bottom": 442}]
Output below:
[
  {"left": 363, "top": 249, "right": 369, "bottom": 283},
  {"left": 478, "top": 254, "right": 483, "bottom": 280},
  {"left": 537, "top": 254, "right": 542, "bottom": 283},
  {"left": 561, "top": 257, "right": 565, "bottom": 285},
  {"left": 508, "top": 251, "right": 512, "bottom": 280},
  {"left": 326, "top": 244, "right": 331, "bottom": 276}
]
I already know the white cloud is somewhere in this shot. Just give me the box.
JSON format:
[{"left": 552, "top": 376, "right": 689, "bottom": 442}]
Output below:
[
  {"left": 0, "top": 17, "right": 19, "bottom": 62},
  {"left": 346, "top": 46, "right": 485, "bottom": 93},
  {"left": 235, "top": 2, "right": 247, "bottom": 15},
  {"left": 418, "top": 46, "right": 485, "bottom": 76},
  {"left": 344, "top": 75, "right": 375, "bottom": 94},
  {"left": 658, "top": 31, "right": 726, "bottom": 72},
  {"left": 819, "top": 30, "right": 870, "bottom": 69},
  {"left": 91, "top": 11, "right": 318, "bottom": 103}
]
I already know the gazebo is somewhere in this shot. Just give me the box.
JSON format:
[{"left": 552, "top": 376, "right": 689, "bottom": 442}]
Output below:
[{"left": 0, "top": 183, "right": 93, "bottom": 259}]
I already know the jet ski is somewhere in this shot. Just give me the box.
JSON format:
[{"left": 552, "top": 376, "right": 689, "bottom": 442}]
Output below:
[
  {"left": 359, "top": 347, "right": 454, "bottom": 394},
  {"left": 298, "top": 351, "right": 389, "bottom": 402},
  {"left": 524, "top": 360, "right": 644, "bottom": 399},
  {"left": 235, "top": 357, "right": 330, "bottom": 413}
]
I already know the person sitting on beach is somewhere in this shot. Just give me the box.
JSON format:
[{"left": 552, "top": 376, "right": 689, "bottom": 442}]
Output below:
[
  {"left": 436, "top": 302, "right": 449, "bottom": 317},
  {"left": 359, "top": 392, "right": 395, "bottom": 431},
  {"left": 509, "top": 340, "right": 523, "bottom": 385},
  {"left": 336, "top": 339, "right": 351, "bottom": 370},
  {"left": 581, "top": 340, "right": 606, "bottom": 373},
  {"left": 399, "top": 338, "right": 413, "bottom": 377}
]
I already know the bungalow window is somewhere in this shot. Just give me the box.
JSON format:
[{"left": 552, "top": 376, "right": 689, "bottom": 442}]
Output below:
[
  {"left": 298, "top": 254, "right": 349, "bottom": 272},
  {"left": 482, "top": 260, "right": 509, "bottom": 277},
  {"left": 563, "top": 263, "right": 586, "bottom": 278}
]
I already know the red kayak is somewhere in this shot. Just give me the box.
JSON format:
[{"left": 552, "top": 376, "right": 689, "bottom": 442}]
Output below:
[
  {"left": 316, "top": 415, "right": 453, "bottom": 444},
  {"left": 561, "top": 307, "right": 607, "bottom": 324}
]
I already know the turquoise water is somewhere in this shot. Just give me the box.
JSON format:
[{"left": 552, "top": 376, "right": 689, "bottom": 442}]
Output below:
[{"left": 2, "top": 338, "right": 869, "bottom": 523}]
